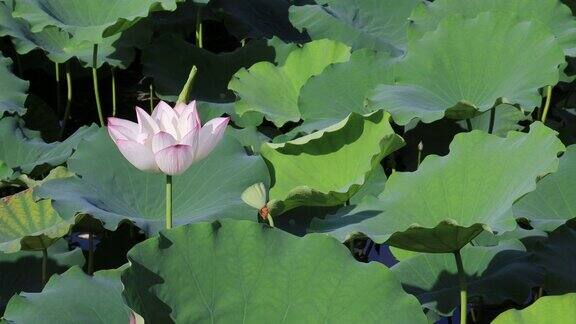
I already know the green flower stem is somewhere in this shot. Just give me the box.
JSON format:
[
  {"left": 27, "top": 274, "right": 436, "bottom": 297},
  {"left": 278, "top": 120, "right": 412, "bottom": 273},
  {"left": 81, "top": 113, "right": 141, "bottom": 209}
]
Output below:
[
  {"left": 267, "top": 214, "right": 275, "bottom": 227},
  {"left": 166, "top": 174, "right": 173, "bottom": 229},
  {"left": 196, "top": 7, "right": 203, "bottom": 48},
  {"left": 488, "top": 108, "right": 495, "bottom": 134},
  {"left": 41, "top": 247, "right": 48, "bottom": 285},
  {"left": 541, "top": 85, "right": 553, "bottom": 124},
  {"left": 454, "top": 250, "right": 468, "bottom": 324},
  {"left": 112, "top": 67, "right": 117, "bottom": 117},
  {"left": 88, "top": 231, "right": 94, "bottom": 275},
  {"left": 91, "top": 44, "right": 105, "bottom": 126},
  {"left": 55, "top": 62, "right": 61, "bottom": 115},
  {"left": 60, "top": 62, "right": 73, "bottom": 139},
  {"left": 149, "top": 83, "right": 154, "bottom": 113}
]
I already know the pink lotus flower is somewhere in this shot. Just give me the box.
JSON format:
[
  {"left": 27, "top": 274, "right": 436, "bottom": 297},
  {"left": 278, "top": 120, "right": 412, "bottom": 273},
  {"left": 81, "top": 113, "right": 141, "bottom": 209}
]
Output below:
[{"left": 107, "top": 101, "right": 229, "bottom": 175}]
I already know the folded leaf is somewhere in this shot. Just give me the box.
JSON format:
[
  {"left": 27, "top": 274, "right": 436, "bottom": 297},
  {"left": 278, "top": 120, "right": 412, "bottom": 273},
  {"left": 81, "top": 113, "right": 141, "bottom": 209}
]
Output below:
[{"left": 262, "top": 111, "right": 404, "bottom": 215}]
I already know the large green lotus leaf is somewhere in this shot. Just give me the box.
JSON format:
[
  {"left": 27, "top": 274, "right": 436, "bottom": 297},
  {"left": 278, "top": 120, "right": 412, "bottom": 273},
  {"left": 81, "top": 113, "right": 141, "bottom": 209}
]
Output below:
[
  {"left": 457, "top": 104, "right": 528, "bottom": 137},
  {"left": 492, "top": 293, "right": 576, "bottom": 323},
  {"left": 2, "top": 266, "right": 134, "bottom": 323},
  {"left": 513, "top": 145, "right": 576, "bottom": 231},
  {"left": 0, "top": 117, "right": 98, "bottom": 174},
  {"left": 121, "top": 219, "right": 427, "bottom": 323},
  {"left": 35, "top": 128, "right": 270, "bottom": 235},
  {"left": 0, "top": 240, "right": 84, "bottom": 315},
  {"left": 391, "top": 241, "right": 543, "bottom": 316},
  {"left": 229, "top": 39, "right": 351, "bottom": 127},
  {"left": 261, "top": 111, "right": 404, "bottom": 216},
  {"left": 289, "top": 0, "right": 421, "bottom": 54},
  {"left": 0, "top": 56, "right": 28, "bottom": 116},
  {"left": 298, "top": 48, "right": 397, "bottom": 133},
  {"left": 409, "top": 0, "right": 576, "bottom": 57},
  {"left": 0, "top": 189, "right": 72, "bottom": 253},
  {"left": 0, "top": 2, "right": 70, "bottom": 63},
  {"left": 0, "top": 1, "right": 152, "bottom": 68},
  {"left": 532, "top": 223, "right": 576, "bottom": 294},
  {"left": 310, "top": 123, "right": 564, "bottom": 253},
  {"left": 143, "top": 34, "right": 274, "bottom": 103},
  {"left": 12, "top": 0, "right": 176, "bottom": 44},
  {"left": 367, "top": 12, "right": 565, "bottom": 125}
]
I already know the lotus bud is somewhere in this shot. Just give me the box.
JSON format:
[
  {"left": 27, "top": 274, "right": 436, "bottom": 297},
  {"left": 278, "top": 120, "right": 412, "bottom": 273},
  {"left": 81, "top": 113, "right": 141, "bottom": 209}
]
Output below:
[{"left": 241, "top": 183, "right": 269, "bottom": 220}]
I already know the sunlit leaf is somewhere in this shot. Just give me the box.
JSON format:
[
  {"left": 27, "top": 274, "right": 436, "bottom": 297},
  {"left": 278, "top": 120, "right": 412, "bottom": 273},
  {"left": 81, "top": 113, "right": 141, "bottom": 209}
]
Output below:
[
  {"left": 261, "top": 111, "right": 404, "bottom": 215},
  {"left": 229, "top": 39, "right": 351, "bottom": 127},
  {"left": 298, "top": 48, "right": 397, "bottom": 133},
  {"left": 368, "top": 12, "right": 565, "bottom": 125},
  {"left": 122, "top": 219, "right": 427, "bottom": 323},
  {"left": 0, "top": 189, "right": 72, "bottom": 253},
  {"left": 311, "top": 123, "right": 564, "bottom": 253},
  {"left": 492, "top": 293, "right": 576, "bottom": 323}
]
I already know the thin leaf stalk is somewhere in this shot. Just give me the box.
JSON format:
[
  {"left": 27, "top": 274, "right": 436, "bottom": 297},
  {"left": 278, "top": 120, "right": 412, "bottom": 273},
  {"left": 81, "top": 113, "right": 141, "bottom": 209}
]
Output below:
[
  {"left": 55, "top": 62, "right": 61, "bottom": 115},
  {"left": 91, "top": 44, "right": 105, "bottom": 126},
  {"left": 541, "top": 85, "right": 553, "bottom": 124},
  {"left": 454, "top": 250, "right": 467, "bottom": 324},
  {"left": 60, "top": 62, "right": 73, "bottom": 139}
]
